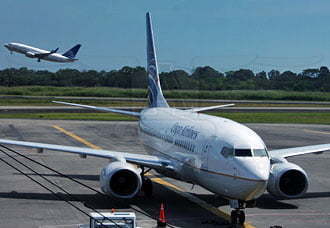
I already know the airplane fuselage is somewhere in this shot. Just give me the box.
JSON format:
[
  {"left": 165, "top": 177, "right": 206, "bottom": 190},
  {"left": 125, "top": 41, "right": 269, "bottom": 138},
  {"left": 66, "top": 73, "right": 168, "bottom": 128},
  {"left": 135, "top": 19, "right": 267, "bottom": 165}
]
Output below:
[
  {"left": 139, "top": 107, "right": 270, "bottom": 201},
  {"left": 4, "top": 43, "right": 76, "bottom": 63}
]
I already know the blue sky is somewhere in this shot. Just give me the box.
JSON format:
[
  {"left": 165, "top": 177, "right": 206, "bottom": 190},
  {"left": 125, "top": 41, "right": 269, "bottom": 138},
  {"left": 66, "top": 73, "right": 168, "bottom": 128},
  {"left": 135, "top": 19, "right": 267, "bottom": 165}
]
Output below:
[{"left": 1, "top": 0, "right": 330, "bottom": 73}]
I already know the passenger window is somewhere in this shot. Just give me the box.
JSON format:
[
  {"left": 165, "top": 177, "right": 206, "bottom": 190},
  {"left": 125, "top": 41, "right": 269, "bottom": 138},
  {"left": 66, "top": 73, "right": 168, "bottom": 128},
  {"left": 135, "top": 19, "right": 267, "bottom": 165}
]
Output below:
[
  {"left": 221, "top": 146, "right": 234, "bottom": 157},
  {"left": 253, "top": 149, "right": 268, "bottom": 157},
  {"left": 235, "top": 149, "right": 252, "bottom": 157}
]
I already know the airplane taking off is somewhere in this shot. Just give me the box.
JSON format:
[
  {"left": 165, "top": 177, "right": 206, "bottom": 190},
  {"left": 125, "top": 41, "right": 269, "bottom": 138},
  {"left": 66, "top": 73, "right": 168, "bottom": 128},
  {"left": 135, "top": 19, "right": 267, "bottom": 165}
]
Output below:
[
  {"left": 0, "top": 13, "right": 330, "bottom": 226},
  {"left": 4, "top": 42, "right": 81, "bottom": 62}
]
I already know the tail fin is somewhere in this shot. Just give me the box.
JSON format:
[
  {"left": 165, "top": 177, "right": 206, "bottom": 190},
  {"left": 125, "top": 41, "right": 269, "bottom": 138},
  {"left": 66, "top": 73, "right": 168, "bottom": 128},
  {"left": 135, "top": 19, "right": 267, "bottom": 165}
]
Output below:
[
  {"left": 63, "top": 44, "right": 81, "bottom": 59},
  {"left": 146, "top": 12, "right": 169, "bottom": 108}
]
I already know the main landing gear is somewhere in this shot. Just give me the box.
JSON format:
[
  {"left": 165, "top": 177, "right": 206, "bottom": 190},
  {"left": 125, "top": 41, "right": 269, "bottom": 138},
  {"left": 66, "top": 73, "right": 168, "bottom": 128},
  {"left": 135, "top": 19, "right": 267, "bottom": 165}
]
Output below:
[
  {"left": 229, "top": 200, "right": 246, "bottom": 227},
  {"left": 141, "top": 166, "right": 153, "bottom": 197}
]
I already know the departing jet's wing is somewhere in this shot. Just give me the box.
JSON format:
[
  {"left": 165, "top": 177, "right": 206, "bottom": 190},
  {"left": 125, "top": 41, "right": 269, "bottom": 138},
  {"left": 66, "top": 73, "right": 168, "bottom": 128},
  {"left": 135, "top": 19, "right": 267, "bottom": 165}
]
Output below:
[
  {"left": 0, "top": 139, "right": 173, "bottom": 171},
  {"left": 185, "top": 104, "right": 234, "bottom": 112},
  {"left": 34, "top": 48, "right": 59, "bottom": 59},
  {"left": 53, "top": 101, "right": 140, "bottom": 117},
  {"left": 269, "top": 144, "right": 330, "bottom": 158}
]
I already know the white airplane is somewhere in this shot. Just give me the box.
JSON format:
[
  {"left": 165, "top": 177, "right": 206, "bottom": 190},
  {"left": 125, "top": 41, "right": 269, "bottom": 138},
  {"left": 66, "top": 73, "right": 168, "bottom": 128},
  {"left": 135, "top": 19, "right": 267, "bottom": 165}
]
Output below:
[
  {"left": 4, "top": 42, "right": 81, "bottom": 62},
  {"left": 0, "top": 13, "right": 330, "bottom": 226}
]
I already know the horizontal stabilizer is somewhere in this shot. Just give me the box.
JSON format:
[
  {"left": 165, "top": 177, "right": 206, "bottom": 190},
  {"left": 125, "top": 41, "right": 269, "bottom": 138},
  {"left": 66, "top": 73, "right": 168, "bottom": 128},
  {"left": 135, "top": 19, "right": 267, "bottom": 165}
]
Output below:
[
  {"left": 185, "top": 104, "right": 234, "bottom": 112},
  {"left": 53, "top": 101, "right": 140, "bottom": 117},
  {"left": 51, "top": 48, "right": 59, "bottom": 53}
]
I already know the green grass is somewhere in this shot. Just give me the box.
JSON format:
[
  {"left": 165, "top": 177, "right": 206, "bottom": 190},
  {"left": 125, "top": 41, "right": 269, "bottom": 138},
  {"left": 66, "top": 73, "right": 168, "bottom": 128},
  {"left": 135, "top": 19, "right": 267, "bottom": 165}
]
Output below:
[
  {"left": 210, "top": 112, "right": 330, "bottom": 124},
  {"left": 2, "top": 98, "right": 330, "bottom": 107},
  {"left": 0, "top": 112, "right": 329, "bottom": 124},
  {"left": 0, "top": 98, "right": 147, "bottom": 106},
  {"left": 1, "top": 86, "right": 330, "bottom": 101},
  {"left": 0, "top": 86, "right": 147, "bottom": 97},
  {"left": 0, "top": 113, "right": 137, "bottom": 121}
]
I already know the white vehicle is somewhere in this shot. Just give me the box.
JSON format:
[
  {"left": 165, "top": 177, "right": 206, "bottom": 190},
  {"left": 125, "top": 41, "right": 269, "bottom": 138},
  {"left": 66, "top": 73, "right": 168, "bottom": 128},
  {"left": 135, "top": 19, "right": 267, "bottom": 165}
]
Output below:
[
  {"left": 0, "top": 12, "right": 330, "bottom": 226},
  {"left": 4, "top": 42, "right": 81, "bottom": 62},
  {"left": 87, "top": 212, "right": 138, "bottom": 228}
]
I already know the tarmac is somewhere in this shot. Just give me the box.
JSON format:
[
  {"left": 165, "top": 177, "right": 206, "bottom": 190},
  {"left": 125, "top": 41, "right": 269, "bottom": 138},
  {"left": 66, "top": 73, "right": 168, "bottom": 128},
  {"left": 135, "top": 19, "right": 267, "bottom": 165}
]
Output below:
[{"left": 0, "top": 119, "right": 329, "bottom": 228}]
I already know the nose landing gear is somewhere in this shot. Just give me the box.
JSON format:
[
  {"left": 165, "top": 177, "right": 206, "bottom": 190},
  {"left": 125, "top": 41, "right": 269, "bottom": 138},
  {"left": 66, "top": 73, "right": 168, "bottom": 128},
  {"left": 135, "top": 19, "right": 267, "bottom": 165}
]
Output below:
[
  {"left": 229, "top": 200, "right": 246, "bottom": 227},
  {"left": 231, "top": 209, "right": 245, "bottom": 227}
]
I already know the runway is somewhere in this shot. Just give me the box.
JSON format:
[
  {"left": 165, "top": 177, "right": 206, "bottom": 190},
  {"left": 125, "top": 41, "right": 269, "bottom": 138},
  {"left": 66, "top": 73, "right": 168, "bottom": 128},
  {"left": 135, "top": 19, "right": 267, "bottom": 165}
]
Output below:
[
  {"left": 0, "top": 119, "right": 329, "bottom": 228},
  {"left": 1, "top": 106, "right": 330, "bottom": 113}
]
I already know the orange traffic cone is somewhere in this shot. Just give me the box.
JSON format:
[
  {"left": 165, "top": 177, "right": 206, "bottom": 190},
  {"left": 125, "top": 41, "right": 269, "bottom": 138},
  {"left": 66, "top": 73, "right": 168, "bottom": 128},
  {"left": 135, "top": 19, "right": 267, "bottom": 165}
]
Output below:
[{"left": 157, "top": 203, "right": 167, "bottom": 227}]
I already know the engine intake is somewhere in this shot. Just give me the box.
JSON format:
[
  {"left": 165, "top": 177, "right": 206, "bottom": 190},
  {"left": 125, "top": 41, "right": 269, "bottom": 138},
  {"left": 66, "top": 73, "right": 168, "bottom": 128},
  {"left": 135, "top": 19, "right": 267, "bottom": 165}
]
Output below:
[
  {"left": 267, "top": 161, "right": 309, "bottom": 198},
  {"left": 25, "top": 52, "right": 35, "bottom": 58},
  {"left": 100, "top": 161, "right": 142, "bottom": 198}
]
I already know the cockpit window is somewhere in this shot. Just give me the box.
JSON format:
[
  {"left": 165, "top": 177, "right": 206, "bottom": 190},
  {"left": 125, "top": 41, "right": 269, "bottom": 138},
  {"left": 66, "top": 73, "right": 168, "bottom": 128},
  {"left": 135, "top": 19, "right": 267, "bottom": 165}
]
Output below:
[
  {"left": 221, "top": 146, "right": 234, "bottom": 157},
  {"left": 253, "top": 148, "right": 268, "bottom": 157},
  {"left": 234, "top": 149, "right": 252, "bottom": 157}
]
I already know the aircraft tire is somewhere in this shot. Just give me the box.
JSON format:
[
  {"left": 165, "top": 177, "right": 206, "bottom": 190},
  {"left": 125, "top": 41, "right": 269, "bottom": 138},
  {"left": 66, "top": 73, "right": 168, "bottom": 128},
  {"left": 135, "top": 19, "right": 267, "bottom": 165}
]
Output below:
[
  {"left": 231, "top": 210, "right": 239, "bottom": 225},
  {"left": 238, "top": 211, "right": 245, "bottom": 225},
  {"left": 231, "top": 210, "right": 245, "bottom": 226}
]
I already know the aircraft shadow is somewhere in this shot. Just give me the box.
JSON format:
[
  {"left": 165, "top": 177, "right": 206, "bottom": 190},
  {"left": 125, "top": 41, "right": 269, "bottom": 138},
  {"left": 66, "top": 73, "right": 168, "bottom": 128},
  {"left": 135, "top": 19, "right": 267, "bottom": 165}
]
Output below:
[
  {"left": 192, "top": 193, "right": 298, "bottom": 209},
  {"left": 256, "top": 194, "right": 298, "bottom": 209},
  {"left": 0, "top": 182, "right": 228, "bottom": 227},
  {"left": 13, "top": 172, "right": 99, "bottom": 181},
  {"left": 12, "top": 173, "right": 330, "bottom": 211},
  {"left": 191, "top": 193, "right": 229, "bottom": 207},
  {"left": 286, "top": 192, "right": 330, "bottom": 199},
  {"left": 255, "top": 192, "right": 330, "bottom": 209}
]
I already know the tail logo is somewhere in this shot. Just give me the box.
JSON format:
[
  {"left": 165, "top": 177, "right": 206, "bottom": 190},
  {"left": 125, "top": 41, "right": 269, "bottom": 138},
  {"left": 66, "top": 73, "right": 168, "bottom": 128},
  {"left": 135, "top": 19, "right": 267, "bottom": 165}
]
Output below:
[
  {"left": 148, "top": 75, "right": 158, "bottom": 107},
  {"left": 65, "top": 50, "right": 74, "bottom": 59},
  {"left": 148, "top": 58, "right": 158, "bottom": 81},
  {"left": 63, "top": 44, "right": 81, "bottom": 59}
]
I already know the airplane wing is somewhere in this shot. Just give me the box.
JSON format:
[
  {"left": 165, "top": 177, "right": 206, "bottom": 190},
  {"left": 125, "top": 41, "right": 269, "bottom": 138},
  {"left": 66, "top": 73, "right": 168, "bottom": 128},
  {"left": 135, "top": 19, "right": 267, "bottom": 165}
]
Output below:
[
  {"left": 53, "top": 101, "right": 141, "bottom": 117},
  {"left": 185, "top": 104, "right": 234, "bottom": 112},
  {"left": 34, "top": 48, "right": 59, "bottom": 59},
  {"left": 269, "top": 144, "right": 330, "bottom": 158},
  {"left": 0, "top": 139, "right": 173, "bottom": 171}
]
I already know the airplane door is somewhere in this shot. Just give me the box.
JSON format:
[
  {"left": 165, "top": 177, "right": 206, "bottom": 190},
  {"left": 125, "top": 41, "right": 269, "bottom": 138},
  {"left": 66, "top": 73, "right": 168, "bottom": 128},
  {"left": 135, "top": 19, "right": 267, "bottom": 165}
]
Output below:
[
  {"left": 201, "top": 143, "right": 211, "bottom": 169},
  {"left": 201, "top": 137, "right": 215, "bottom": 169},
  {"left": 217, "top": 141, "right": 237, "bottom": 179},
  {"left": 227, "top": 148, "right": 238, "bottom": 179}
]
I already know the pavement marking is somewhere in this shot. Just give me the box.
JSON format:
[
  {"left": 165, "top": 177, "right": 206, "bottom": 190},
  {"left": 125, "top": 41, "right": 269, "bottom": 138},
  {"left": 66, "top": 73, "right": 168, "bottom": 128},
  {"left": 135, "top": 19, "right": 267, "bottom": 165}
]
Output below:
[
  {"left": 150, "top": 177, "right": 183, "bottom": 192},
  {"left": 304, "top": 129, "right": 330, "bottom": 135},
  {"left": 52, "top": 125, "right": 256, "bottom": 228},
  {"left": 53, "top": 125, "right": 101, "bottom": 149},
  {"left": 153, "top": 179, "right": 256, "bottom": 228}
]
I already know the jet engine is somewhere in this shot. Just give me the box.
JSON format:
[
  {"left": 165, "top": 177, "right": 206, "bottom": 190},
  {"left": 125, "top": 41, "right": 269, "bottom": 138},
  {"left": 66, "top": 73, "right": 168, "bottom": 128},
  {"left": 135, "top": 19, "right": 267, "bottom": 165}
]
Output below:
[
  {"left": 25, "top": 52, "right": 35, "bottom": 58},
  {"left": 100, "top": 161, "right": 142, "bottom": 198},
  {"left": 267, "top": 160, "right": 309, "bottom": 198}
]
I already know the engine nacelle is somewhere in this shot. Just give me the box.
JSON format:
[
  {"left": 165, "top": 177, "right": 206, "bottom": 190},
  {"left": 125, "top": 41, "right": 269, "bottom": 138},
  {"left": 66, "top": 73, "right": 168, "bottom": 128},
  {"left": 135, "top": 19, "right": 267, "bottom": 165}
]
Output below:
[
  {"left": 100, "top": 161, "right": 142, "bottom": 198},
  {"left": 267, "top": 161, "right": 309, "bottom": 198},
  {"left": 25, "top": 52, "right": 36, "bottom": 58}
]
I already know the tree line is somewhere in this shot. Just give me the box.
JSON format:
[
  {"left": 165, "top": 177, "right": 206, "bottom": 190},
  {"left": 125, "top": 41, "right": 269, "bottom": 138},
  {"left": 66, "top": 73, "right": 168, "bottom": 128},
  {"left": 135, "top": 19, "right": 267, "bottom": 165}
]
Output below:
[{"left": 0, "top": 66, "right": 329, "bottom": 91}]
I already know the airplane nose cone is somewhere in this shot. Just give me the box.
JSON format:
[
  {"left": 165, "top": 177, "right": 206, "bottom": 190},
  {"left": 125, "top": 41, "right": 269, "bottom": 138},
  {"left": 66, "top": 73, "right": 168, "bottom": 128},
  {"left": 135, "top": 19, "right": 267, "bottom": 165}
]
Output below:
[
  {"left": 253, "top": 167, "right": 269, "bottom": 181},
  {"left": 4, "top": 43, "right": 9, "bottom": 49},
  {"left": 236, "top": 157, "right": 270, "bottom": 181},
  {"left": 250, "top": 159, "right": 270, "bottom": 181}
]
